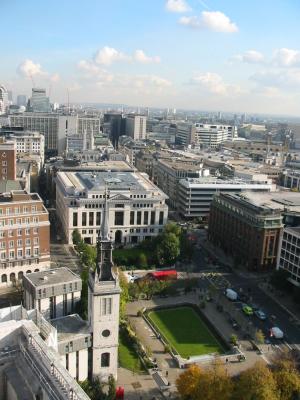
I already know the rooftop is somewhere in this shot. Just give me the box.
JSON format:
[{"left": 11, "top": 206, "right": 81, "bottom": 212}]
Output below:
[
  {"left": 218, "top": 191, "right": 300, "bottom": 214},
  {"left": 25, "top": 267, "right": 81, "bottom": 287},
  {"left": 50, "top": 159, "right": 133, "bottom": 172},
  {"left": 285, "top": 226, "right": 300, "bottom": 236},
  {"left": 0, "top": 180, "right": 23, "bottom": 193},
  {"left": 51, "top": 314, "right": 89, "bottom": 342},
  {"left": 0, "top": 191, "right": 41, "bottom": 203}
]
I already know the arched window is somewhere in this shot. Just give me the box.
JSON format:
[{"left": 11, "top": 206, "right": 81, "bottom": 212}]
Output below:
[
  {"left": 101, "top": 352, "right": 110, "bottom": 367},
  {"left": 18, "top": 271, "right": 23, "bottom": 280},
  {"left": 2, "top": 274, "right": 7, "bottom": 283},
  {"left": 26, "top": 270, "right": 31, "bottom": 274},
  {"left": 10, "top": 273, "right": 16, "bottom": 282},
  {"left": 34, "top": 269, "right": 39, "bottom": 272}
]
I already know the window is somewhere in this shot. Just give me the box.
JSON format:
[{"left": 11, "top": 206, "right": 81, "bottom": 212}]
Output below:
[
  {"left": 23, "top": 206, "right": 29, "bottom": 213},
  {"left": 114, "top": 211, "right": 124, "bottom": 226},
  {"left": 130, "top": 211, "right": 134, "bottom": 225},
  {"left": 101, "top": 352, "right": 110, "bottom": 367},
  {"left": 101, "top": 297, "right": 112, "bottom": 315},
  {"left": 96, "top": 212, "right": 101, "bottom": 225},
  {"left": 89, "top": 212, "right": 94, "bottom": 226},
  {"left": 34, "top": 237, "right": 39, "bottom": 245},
  {"left": 73, "top": 212, "right": 78, "bottom": 227},
  {"left": 25, "top": 228, "right": 30, "bottom": 235},
  {"left": 1, "top": 252, "right": 6, "bottom": 260},
  {"left": 0, "top": 231, "right": 4, "bottom": 238},
  {"left": 150, "top": 211, "right": 155, "bottom": 225},
  {"left": 102, "top": 330, "right": 110, "bottom": 337},
  {"left": 82, "top": 212, "right": 87, "bottom": 226},
  {"left": 16, "top": 218, "right": 21, "bottom": 225},
  {"left": 26, "top": 238, "right": 31, "bottom": 246},
  {"left": 17, "top": 249, "right": 23, "bottom": 258},
  {"left": 8, "top": 230, "right": 13, "bottom": 237},
  {"left": 33, "top": 217, "right": 38, "bottom": 223},
  {"left": 9, "top": 241, "right": 14, "bottom": 248},
  {"left": 137, "top": 211, "right": 141, "bottom": 225},
  {"left": 9, "top": 250, "right": 15, "bottom": 259},
  {"left": 17, "top": 228, "right": 22, "bottom": 236},
  {"left": 17, "top": 239, "right": 22, "bottom": 247},
  {"left": 25, "top": 248, "right": 31, "bottom": 257},
  {"left": 34, "top": 248, "right": 39, "bottom": 256},
  {"left": 144, "top": 211, "right": 149, "bottom": 225},
  {"left": 159, "top": 211, "right": 164, "bottom": 225},
  {"left": 0, "top": 242, "right": 5, "bottom": 249},
  {"left": 33, "top": 227, "right": 38, "bottom": 234},
  {"left": 25, "top": 217, "right": 30, "bottom": 224}
]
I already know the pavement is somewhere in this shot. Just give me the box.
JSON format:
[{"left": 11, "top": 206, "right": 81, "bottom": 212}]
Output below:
[{"left": 50, "top": 244, "right": 81, "bottom": 274}]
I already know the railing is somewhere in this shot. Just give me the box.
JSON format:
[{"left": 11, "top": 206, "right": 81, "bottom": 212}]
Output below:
[{"left": 21, "top": 326, "right": 90, "bottom": 400}]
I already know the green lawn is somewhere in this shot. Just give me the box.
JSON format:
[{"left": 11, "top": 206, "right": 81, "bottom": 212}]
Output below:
[
  {"left": 118, "top": 330, "right": 146, "bottom": 373},
  {"left": 148, "top": 306, "right": 225, "bottom": 359}
]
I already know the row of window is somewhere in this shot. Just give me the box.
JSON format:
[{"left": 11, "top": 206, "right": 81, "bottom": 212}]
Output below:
[
  {"left": 37, "top": 282, "right": 78, "bottom": 297},
  {"left": 0, "top": 248, "right": 39, "bottom": 260},
  {"left": 0, "top": 238, "right": 39, "bottom": 248},
  {"left": 1, "top": 261, "right": 39, "bottom": 269},
  {"left": 0, "top": 227, "right": 38, "bottom": 237},
  {"left": 0, "top": 217, "right": 39, "bottom": 227},
  {"left": 0, "top": 205, "right": 38, "bottom": 215}
]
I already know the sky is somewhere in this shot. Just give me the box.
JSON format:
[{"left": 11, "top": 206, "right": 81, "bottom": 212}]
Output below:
[{"left": 2, "top": 0, "right": 300, "bottom": 115}]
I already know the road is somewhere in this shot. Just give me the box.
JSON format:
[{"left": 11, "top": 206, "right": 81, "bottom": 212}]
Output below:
[{"left": 192, "top": 230, "right": 300, "bottom": 351}]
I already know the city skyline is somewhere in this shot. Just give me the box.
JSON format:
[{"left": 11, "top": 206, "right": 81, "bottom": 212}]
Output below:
[{"left": 2, "top": 0, "right": 300, "bottom": 115}]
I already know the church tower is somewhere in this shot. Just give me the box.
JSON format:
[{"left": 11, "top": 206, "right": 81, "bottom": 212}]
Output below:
[{"left": 88, "top": 190, "right": 121, "bottom": 381}]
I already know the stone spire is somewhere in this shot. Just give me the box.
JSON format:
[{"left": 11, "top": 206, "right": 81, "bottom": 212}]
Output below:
[{"left": 95, "top": 188, "right": 114, "bottom": 281}]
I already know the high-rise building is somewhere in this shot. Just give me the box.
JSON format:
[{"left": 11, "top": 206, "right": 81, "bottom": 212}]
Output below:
[
  {"left": 10, "top": 113, "right": 99, "bottom": 154},
  {"left": 17, "top": 94, "right": 27, "bottom": 107},
  {"left": 103, "top": 113, "right": 124, "bottom": 148},
  {"left": 176, "top": 122, "right": 196, "bottom": 146},
  {"left": 88, "top": 192, "right": 121, "bottom": 381},
  {"left": 125, "top": 115, "right": 147, "bottom": 140},
  {"left": 28, "top": 88, "right": 51, "bottom": 113},
  {"left": 195, "top": 123, "right": 237, "bottom": 148},
  {"left": 0, "top": 85, "right": 9, "bottom": 115}
]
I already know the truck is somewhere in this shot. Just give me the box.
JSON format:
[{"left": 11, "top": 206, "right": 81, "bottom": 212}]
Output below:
[{"left": 225, "top": 288, "right": 238, "bottom": 301}]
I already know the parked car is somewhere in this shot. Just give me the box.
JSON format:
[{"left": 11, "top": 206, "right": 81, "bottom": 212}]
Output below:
[
  {"left": 270, "top": 327, "right": 284, "bottom": 339},
  {"left": 225, "top": 288, "right": 238, "bottom": 301},
  {"left": 254, "top": 310, "right": 267, "bottom": 320},
  {"left": 242, "top": 304, "right": 253, "bottom": 316},
  {"left": 229, "top": 318, "right": 239, "bottom": 330}
]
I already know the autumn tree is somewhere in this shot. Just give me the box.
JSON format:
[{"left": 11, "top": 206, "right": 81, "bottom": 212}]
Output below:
[
  {"left": 233, "top": 361, "right": 279, "bottom": 400},
  {"left": 272, "top": 351, "right": 300, "bottom": 400},
  {"left": 255, "top": 329, "right": 265, "bottom": 345},
  {"left": 176, "top": 365, "right": 202, "bottom": 400}
]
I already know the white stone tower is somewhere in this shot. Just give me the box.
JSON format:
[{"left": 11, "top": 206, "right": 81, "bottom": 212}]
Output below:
[{"left": 88, "top": 190, "right": 121, "bottom": 381}]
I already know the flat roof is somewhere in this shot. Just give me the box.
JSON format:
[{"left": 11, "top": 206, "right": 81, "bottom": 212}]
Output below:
[
  {"left": 25, "top": 267, "right": 80, "bottom": 287},
  {"left": 285, "top": 226, "right": 300, "bottom": 236},
  {"left": 51, "top": 314, "right": 89, "bottom": 341}
]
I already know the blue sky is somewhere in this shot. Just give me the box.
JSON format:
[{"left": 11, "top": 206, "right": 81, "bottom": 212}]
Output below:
[{"left": 2, "top": 0, "right": 300, "bottom": 114}]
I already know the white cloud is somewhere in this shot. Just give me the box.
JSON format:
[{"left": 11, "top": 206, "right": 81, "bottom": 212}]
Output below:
[
  {"left": 94, "top": 46, "right": 128, "bottom": 66},
  {"left": 180, "top": 11, "right": 238, "bottom": 33},
  {"left": 166, "top": 0, "right": 191, "bottom": 13},
  {"left": 273, "top": 48, "right": 300, "bottom": 67},
  {"left": 251, "top": 69, "right": 300, "bottom": 90},
  {"left": 17, "top": 59, "right": 44, "bottom": 77},
  {"left": 234, "top": 50, "right": 264, "bottom": 64},
  {"left": 134, "top": 50, "right": 160, "bottom": 64},
  {"left": 191, "top": 72, "right": 240, "bottom": 95}
]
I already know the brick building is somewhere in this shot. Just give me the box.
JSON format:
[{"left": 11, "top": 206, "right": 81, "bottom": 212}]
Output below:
[
  {"left": 208, "top": 192, "right": 283, "bottom": 271},
  {"left": 0, "top": 190, "right": 50, "bottom": 285},
  {"left": 0, "top": 138, "right": 16, "bottom": 180}
]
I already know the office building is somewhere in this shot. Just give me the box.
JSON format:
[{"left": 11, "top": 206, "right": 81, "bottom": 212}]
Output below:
[
  {"left": 195, "top": 123, "right": 237, "bottom": 148},
  {"left": 10, "top": 113, "right": 99, "bottom": 154},
  {"left": 0, "top": 138, "right": 16, "bottom": 180},
  {"left": 125, "top": 115, "right": 147, "bottom": 140},
  {"left": 277, "top": 226, "right": 300, "bottom": 287},
  {"left": 28, "top": 88, "right": 51, "bottom": 113},
  {"left": 176, "top": 122, "right": 196, "bottom": 146},
  {"left": 0, "top": 85, "right": 9, "bottom": 115},
  {"left": 282, "top": 170, "right": 300, "bottom": 191},
  {"left": 103, "top": 113, "right": 124, "bottom": 148},
  {"left": 0, "top": 128, "right": 45, "bottom": 167},
  {"left": 17, "top": 94, "right": 27, "bottom": 107},
  {"left": 178, "top": 176, "right": 275, "bottom": 218},
  {"left": 0, "top": 190, "right": 50, "bottom": 286},
  {"left": 209, "top": 192, "right": 284, "bottom": 270},
  {"left": 154, "top": 158, "right": 207, "bottom": 209},
  {"left": 23, "top": 267, "right": 82, "bottom": 319},
  {"left": 55, "top": 170, "right": 168, "bottom": 245}
]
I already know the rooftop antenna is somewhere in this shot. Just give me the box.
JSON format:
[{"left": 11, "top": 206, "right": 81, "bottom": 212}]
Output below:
[
  {"left": 30, "top": 74, "right": 35, "bottom": 87},
  {"left": 67, "top": 88, "right": 70, "bottom": 114}
]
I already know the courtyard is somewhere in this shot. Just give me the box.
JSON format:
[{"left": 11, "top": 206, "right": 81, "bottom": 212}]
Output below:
[{"left": 147, "top": 305, "right": 225, "bottom": 359}]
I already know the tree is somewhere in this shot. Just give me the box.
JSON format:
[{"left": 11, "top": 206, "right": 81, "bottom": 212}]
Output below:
[
  {"left": 137, "top": 252, "right": 148, "bottom": 269},
  {"left": 107, "top": 375, "right": 116, "bottom": 400},
  {"left": 176, "top": 362, "right": 233, "bottom": 400},
  {"left": 272, "top": 352, "right": 300, "bottom": 400},
  {"left": 119, "top": 270, "right": 129, "bottom": 319},
  {"left": 176, "top": 365, "right": 202, "bottom": 400},
  {"left": 72, "top": 229, "right": 82, "bottom": 246},
  {"left": 156, "top": 232, "right": 180, "bottom": 265},
  {"left": 233, "top": 361, "right": 279, "bottom": 400},
  {"left": 164, "top": 222, "right": 181, "bottom": 237},
  {"left": 255, "top": 329, "right": 265, "bottom": 345}
]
